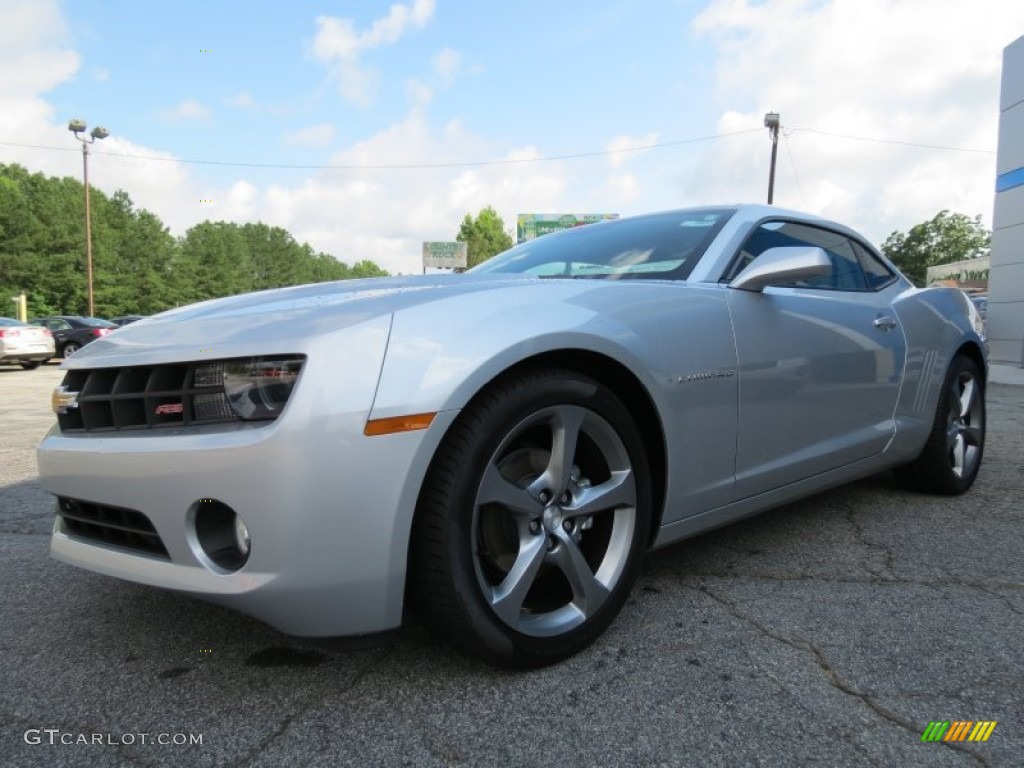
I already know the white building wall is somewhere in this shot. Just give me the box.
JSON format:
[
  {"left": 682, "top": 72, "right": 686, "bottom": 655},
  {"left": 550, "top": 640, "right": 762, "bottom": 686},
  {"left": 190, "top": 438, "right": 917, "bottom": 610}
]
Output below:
[{"left": 989, "top": 35, "right": 1024, "bottom": 366}]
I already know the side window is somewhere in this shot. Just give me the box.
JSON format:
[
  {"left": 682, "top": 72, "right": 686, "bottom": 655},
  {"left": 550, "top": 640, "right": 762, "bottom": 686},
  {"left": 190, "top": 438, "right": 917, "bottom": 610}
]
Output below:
[
  {"left": 728, "top": 221, "right": 869, "bottom": 291},
  {"left": 853, "top": 242, "right": 897, "bottom": 290}
]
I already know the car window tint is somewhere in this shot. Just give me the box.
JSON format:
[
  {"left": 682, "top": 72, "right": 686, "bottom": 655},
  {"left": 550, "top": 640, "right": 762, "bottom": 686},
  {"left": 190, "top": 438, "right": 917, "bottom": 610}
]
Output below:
[
  {"left": 731, "top": 221, "right": 869, "bottom": 291},
  {"left": 853, "top": 242, "right": 897, "bottom": 290}
]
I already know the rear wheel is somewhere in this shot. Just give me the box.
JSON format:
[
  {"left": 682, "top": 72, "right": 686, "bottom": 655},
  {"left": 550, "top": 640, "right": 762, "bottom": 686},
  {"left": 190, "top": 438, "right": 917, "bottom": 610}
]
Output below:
[
  {"left": 896, "top": 354, "right": 985, "bottom": 494},
  {"left": 19, "top": 361, "right": 42, "bottom": 370},
  {"left": 410, "top": 368, "right": 652, "bottom": 667}
]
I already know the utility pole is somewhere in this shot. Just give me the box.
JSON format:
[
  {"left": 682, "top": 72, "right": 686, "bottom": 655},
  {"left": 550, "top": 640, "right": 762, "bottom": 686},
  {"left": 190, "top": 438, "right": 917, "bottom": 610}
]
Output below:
[
  {"left": 68, "top": 119, "right": 110, "bottom": 317},
  {"left": 764, "top": 112, "right": 780, "bottom": 205}
]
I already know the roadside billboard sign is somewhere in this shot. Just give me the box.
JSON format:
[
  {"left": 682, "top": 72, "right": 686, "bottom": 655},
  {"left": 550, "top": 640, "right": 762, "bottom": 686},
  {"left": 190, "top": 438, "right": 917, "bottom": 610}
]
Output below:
[
  {"left": 516, "top": 213, "right": 619, "bottom": 243},
  {"left": 422, "top": 241, "right": 468, "bottom": 269}
]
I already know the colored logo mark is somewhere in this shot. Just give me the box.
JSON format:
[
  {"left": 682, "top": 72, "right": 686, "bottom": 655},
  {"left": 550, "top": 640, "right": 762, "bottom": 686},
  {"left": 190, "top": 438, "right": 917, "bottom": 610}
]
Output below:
[{"left": 921, "top": 721, "right": 997, "bottom": 742}]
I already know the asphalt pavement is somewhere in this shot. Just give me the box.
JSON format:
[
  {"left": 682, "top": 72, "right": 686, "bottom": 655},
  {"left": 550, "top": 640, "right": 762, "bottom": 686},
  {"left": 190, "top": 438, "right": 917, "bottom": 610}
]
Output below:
[{"left": 1, "top": 363, "right": 1021, "bottom": 767}]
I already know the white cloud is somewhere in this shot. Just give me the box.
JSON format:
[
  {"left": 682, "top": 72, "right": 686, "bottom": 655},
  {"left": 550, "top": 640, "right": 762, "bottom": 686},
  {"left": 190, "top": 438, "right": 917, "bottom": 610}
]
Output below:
[
  {"left": 605, "top": 132, "right": 659, "bottom": 169},
  {"left": 312, "top": 0, "right": 437, "bottom": 105},
  {"left": 238, "top": 113, "right": 571, "bottom": 274},
  {"left": 156, "top": 98, "right": 211, "bottom": 121},
  {"left": 691, "top": 0, "right": 1024, "bottom": 243},
  {"left": 433, "top": 48, "right": 461, "bottom": 83},
  {"left": 0, "top": 0, "right": 78, "bottom": 96},
  {"left": 283, "top": 123, "right": 335, "bottom": 147},
  {"left": 222, "top": 180, "right": 258, "bottom": 220},
  {"left": 94, "top": 68, "right": 110, "bottom": 82},
  {"left": 225, "top": 91, "right": 254, "bottom": 108},
  {"left": 406, "top": 78, "right": 433, "bottom": 107}
]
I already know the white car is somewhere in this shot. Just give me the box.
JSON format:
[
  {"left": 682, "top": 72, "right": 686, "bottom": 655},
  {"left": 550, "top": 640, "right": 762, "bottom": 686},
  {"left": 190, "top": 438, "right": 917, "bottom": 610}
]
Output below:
[{"left": 0, "top": 318, "right": 55, "bottom": 369}]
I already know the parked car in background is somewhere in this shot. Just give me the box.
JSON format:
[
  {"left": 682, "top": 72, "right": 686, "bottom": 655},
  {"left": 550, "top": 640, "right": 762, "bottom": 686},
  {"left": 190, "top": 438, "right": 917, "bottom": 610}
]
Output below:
[
  {"left": 0, "top": 317, "right": 55, "bottom": 369},
  {"left": 970, "top": 295, "right": 987, "bottom": 322},
  {"left": 109, "top": 315, "right": 148, "bottom": 326},
  {"left": 29, "top": 316, "right": 118, "bottom": 358}
]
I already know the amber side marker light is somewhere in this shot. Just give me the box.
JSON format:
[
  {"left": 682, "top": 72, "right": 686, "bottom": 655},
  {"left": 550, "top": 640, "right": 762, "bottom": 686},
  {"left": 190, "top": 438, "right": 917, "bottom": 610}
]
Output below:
[{"left": 364, "top": 412, "right": 436, "bottom": 437}]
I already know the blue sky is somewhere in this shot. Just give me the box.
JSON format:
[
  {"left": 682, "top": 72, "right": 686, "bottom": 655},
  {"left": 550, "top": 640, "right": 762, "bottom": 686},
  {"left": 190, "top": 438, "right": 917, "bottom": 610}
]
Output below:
[{"left": 2, "top": 0, "right": 1022, "bottom": 273}]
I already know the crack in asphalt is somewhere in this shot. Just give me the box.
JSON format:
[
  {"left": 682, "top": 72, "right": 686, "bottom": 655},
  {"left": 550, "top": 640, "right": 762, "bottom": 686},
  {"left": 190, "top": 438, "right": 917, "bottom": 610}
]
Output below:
[
  {"left": 841, "top": 503, "right": 897, "bottom": 581},
  {"left": 680, "top": 569, "right": 1024, "bottom": 593},
  {"left": 226, "top": 645, "right": 395, "bottom": 768},
  {"left": 729, "top": 643, "right": 887, "bottom": 767},
  {"left": 694, "top": 584, "right": 992, "bottom": 768}
]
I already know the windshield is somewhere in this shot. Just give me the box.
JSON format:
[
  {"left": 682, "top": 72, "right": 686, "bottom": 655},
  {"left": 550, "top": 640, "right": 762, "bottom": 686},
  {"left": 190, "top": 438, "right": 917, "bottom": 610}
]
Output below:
[{"left": 470, "top": 208, "right": 733, "bottom": 280}]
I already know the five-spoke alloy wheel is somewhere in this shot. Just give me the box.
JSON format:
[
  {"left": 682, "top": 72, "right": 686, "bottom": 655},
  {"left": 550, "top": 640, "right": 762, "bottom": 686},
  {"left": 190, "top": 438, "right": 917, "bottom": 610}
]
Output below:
[
  {"left": 411, "top": 368, "right": 651, "bottom": 667},
  {"left": 897, "top": 354, "right": 985, "bottom": 494}
]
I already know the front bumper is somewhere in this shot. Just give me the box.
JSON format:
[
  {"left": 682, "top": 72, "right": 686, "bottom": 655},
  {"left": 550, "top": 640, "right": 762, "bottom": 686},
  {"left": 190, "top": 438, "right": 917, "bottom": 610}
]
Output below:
[
  {"left": 36, "top": 314, "right": 459, "bottom": 638},
  {"left": 40, "top": 415, "right": 453, "bottom": 636}
]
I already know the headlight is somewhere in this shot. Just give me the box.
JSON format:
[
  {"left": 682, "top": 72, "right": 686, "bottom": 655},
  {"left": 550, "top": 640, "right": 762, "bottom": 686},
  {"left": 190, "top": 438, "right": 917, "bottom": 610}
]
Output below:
[
  {"left": 222, "top": 357, "right": 304, "bottom": 420},
  {"left": 192, "top": 358, "right": 301, "bottom": 423}
]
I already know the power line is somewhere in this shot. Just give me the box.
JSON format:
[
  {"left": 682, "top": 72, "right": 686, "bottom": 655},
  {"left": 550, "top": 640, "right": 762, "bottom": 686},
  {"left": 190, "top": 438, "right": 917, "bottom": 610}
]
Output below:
[
  {"left": 789, "top": 128, "right": 994, "bottom": 155},
  {"left": 0, "top": 129, "right": 761, "bottom": 171},
  {"left": 781, "top": 130, "right": 808, "bottom": 209},
  {"left": 0, "top": 125, "right": 995, "bottom": 172}
]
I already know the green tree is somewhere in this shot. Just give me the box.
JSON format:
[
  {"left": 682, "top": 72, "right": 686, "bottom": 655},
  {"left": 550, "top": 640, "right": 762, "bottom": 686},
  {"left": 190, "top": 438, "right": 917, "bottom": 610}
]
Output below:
[
  {"left": 241, "top": 222, "right": 309, "bottom": 289},
  {"left": 0, "top": 162, "right": 388, "bottom": 317},
  {"left": 349, "top": 259, "right": 389, "bottom": 278},
  {"left": 456, "top": 206, "right": 513, "bottom": 268},
  {"left": 881, "top": 211, "right": 990, "bottom": 287},
  {"left": 177, "top": 221, "right": 254, "bottom": 303}
]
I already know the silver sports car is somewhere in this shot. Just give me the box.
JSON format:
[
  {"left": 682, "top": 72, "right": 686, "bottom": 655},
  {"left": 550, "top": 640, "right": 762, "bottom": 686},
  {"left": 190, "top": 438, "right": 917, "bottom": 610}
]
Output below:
[{"left": 37, "top": 205, "right": 987, "bottom": 667}]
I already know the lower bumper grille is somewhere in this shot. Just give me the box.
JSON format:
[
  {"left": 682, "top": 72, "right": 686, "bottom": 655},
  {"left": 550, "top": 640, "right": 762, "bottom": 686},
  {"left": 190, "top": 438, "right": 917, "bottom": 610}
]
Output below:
[{"left": 57, "top": 497, "right": 169, "bottom": 559}]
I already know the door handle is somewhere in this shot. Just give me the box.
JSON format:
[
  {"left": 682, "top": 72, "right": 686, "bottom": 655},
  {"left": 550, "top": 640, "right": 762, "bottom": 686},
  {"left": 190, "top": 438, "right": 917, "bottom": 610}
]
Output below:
[{"left": 873, "top": 315, "right": 897, "bottom": 331}]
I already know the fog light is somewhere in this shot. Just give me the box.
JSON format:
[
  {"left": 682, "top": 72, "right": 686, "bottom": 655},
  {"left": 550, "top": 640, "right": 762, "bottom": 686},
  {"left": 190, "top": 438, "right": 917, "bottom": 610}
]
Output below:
[
  {"left": 233, "top": 515, "right": 251, "bottom": 557},
  {"left": 193, "top": 499, "right": 250, "bottom": 572}
]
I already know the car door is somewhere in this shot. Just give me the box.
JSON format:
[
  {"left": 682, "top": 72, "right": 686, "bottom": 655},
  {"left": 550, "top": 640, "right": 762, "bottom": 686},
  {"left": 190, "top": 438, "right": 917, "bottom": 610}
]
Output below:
[
  {"left": 723, "top": 221, "right": 906, "bottom": 499},
  {"left": 41, "top": 318, "right": 73, "bottom": 347}
]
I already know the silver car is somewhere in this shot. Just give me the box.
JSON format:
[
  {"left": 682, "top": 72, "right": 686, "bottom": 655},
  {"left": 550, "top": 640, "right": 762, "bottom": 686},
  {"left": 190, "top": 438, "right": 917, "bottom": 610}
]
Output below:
[
  {"left": 36, "top": 205, "right": 987, "bottom": 667},
  {"left": 0, "top": 318, "right": 55, "bottom": 369}
]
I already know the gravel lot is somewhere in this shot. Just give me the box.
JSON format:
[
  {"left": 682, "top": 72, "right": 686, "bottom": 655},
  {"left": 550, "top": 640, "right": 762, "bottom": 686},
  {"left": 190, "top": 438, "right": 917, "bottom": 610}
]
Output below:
[{"left": 1, "top": 363, "right": 1021, "bottom": 767}]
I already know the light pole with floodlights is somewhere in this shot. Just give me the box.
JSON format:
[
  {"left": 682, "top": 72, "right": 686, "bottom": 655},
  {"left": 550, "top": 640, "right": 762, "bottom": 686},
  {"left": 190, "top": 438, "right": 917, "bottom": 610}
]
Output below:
[{"left": 68, "top": 119, "right": 110, "bottom": 317}]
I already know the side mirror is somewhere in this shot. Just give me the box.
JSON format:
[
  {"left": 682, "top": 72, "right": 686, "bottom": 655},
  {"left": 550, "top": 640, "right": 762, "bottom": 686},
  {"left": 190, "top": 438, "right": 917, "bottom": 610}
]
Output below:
[{"left": 729, "top": 246, "right": 831, "bottom": 292}]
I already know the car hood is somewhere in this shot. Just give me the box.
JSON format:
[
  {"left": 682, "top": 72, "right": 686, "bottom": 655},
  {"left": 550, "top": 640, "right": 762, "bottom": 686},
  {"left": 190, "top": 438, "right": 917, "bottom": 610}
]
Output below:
[{"left": 63, "top": 274, "right": 547, "bottom": 367}]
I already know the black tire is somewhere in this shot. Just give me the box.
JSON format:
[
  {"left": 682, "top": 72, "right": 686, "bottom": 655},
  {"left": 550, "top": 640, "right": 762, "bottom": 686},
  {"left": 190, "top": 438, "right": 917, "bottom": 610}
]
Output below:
[
  {"left": 61, "top": 343, "right": 80, "bottom": 358},
  {"left": 410, "top": 367, "right": 652, "bottom": 668},
  {"left": 896, "top": 354, "right": 985, "bottom": 494},
  {"left": 19, "top": 361, "right": 42, "bottom": 370}
]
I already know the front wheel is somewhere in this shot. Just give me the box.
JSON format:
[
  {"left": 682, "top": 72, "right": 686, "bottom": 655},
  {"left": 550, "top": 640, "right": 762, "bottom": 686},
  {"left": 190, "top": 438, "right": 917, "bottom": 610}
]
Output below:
[
  {"left": 896, "top": 354, "right": 985, "bottom": 494},
  {"left": 61, "top": 343, "right": 80, "bottom": 358},
  {"left": 410, "top": 368, "right": 652, "bottom": 667}
]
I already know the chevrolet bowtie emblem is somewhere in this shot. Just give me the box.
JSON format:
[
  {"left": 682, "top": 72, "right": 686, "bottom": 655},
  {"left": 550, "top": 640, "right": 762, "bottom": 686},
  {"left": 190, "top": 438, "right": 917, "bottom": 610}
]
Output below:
[{"left": 52, "top": 385, "right": 80, "bottom": 414}]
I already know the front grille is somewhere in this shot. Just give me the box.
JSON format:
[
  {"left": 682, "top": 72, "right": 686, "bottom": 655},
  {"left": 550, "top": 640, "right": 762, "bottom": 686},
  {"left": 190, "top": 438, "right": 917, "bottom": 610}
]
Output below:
[
  {"left": 57, "top": 363, "right": 238, "bottom": 433},
  {"left": 57, "top": 497, "right": 169, "bottom": 559}
]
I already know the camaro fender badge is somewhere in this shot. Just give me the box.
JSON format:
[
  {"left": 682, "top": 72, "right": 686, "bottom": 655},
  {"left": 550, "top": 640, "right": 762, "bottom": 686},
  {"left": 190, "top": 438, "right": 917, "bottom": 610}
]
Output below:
[
  {"left": 51, "top": 385, "right": 79, "bottom": 414},
  {"left": 155, "top": 403, "right": 184, "bottom": 416},
  {"left": 677, "top": 369, "right": 736, "bottom": 384}
]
